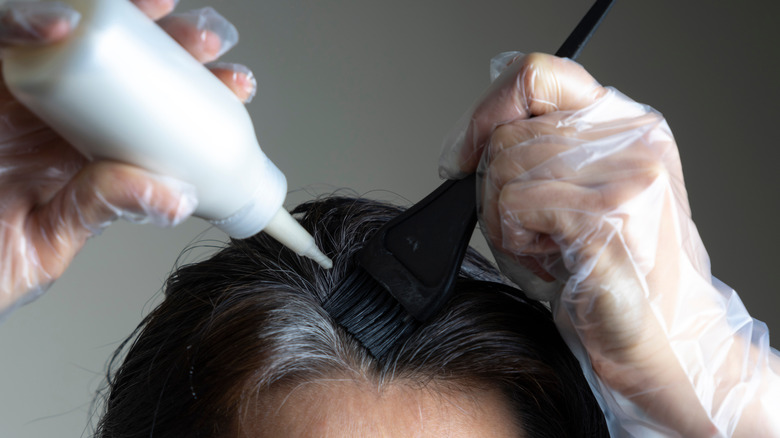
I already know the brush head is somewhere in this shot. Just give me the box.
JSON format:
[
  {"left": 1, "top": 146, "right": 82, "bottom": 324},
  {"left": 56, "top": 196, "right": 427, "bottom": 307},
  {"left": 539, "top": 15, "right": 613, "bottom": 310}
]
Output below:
[
  {"left": 322, "top": 0, "right": 616, "bottom": 359},
  {"left": 323, "top": 268, "right": 420, "bottom": 359},
  {"left": 323, "top": 176, "right": 477, "bottom": 359},
  {"left": 357, "top": 175, "right": 479, "bottom": 322}
]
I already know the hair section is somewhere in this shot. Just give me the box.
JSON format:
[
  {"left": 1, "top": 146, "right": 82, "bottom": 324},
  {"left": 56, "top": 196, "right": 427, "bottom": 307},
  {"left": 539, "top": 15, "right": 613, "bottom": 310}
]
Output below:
[{"left": 95, "top": 196, "right": 607, "bottom": 437}]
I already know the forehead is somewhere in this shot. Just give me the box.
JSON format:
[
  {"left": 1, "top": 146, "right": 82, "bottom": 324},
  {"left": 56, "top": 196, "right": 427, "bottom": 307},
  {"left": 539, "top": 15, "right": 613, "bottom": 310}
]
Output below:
[{"left": 239, "top": 379, "right": 522, "bottom": 437}]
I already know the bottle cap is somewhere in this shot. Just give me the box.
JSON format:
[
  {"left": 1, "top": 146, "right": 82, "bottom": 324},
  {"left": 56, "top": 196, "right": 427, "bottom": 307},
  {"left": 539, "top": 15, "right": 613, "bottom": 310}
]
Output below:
[{"left": 209, "top": 163, "right": 287, "bottom": 239}]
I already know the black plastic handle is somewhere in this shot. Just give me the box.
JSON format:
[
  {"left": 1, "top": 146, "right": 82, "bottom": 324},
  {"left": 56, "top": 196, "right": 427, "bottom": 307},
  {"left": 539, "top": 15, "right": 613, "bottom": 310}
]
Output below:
[
  {"left": 358, "top": 0, "right": 616, "bottom": 322},
  {"left": 358, "top": 174, "right": 477, "bottom": 321}
]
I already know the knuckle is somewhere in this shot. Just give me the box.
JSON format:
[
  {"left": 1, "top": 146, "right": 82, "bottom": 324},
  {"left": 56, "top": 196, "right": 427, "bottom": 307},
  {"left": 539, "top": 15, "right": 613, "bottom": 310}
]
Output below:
[
  {"left": 487, "top": 120, "right": 534, "bottom": 160},
  {"left": 518, "top": 53, "right": 559, "bottom": 115},
  {"left": 488, "top": 123, "right": 516, "bottom": 153},
  {"left": 86, "top": 162, "right": 145, "bottom": 202}
]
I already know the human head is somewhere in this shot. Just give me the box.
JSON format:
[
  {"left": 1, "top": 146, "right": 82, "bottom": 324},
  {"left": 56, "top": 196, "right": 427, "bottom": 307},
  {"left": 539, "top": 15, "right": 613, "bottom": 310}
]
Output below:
[{"left": 95, "top": 196, "right": 607, "bottom": 437}]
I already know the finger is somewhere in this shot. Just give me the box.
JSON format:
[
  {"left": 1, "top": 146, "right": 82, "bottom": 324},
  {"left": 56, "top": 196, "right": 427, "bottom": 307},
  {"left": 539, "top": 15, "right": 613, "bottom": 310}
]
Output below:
[
  {"left": 0, "top": 1, "right": 80, "bottom": 47},
  {"left": 440, "top": 53, "right": 606, "bottom": 178},
  {"left": 491, "top": 180, "right": 610, "bottom": 289},
  {"left": 484, "top": 118, "right": 575, "bottom": 188},
  {"left": 157, "top": 7, "right": 238, "bottom": 64},
  {"left": 130, "top": 0, "right": 178, "bottom": 21},
  {"left": 486, "top": 136, "right": 666, "bottom": 194},
  {"left": 68, "top": 161, "right": 198, "bottom": 231},
  {"left": 495, "top": 171, "right": 663, "bottom": 262},
  {"left": 478, "top": 164, "right": 559, "bottom": 263},
  {"left": 207, "top": 62, "right": 257, "bottom": 103},
  {"left": 484, "top": 110, "right": 675, "bottom": 191},
  {"left": 29, "top": 161, "right": 198, "bottom": 277},
  {"left": 478, "top": 174, "right": 566, "bottom": 293},
  {"left": 498, "top": 180, "right": 602, "bottom": 252}
]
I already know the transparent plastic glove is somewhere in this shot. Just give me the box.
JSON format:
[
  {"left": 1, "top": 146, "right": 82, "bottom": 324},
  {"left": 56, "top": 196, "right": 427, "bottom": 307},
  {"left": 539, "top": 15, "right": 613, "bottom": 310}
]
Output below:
[
  {"left": 0, "top": 0, "right": 258, "bottom": 321},
  {"left": 440, "top": 52, "right": 780, "bottom": 437}
]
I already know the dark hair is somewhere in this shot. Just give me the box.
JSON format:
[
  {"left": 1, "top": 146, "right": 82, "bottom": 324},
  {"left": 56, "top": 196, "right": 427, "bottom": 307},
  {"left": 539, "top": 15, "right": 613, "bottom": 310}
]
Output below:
[{"left": 95, "top": 196, "right": 607, "bottom": 437}]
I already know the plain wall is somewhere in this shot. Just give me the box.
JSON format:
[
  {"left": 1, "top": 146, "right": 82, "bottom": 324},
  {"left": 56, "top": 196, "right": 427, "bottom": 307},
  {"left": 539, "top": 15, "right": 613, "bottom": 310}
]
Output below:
[{"left": 1, "top": 0, "right": 778, "bottom": 436}]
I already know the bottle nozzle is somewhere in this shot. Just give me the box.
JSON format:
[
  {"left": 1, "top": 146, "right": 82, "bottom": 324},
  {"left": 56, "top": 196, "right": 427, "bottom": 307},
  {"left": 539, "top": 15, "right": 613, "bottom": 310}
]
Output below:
[
  {"left": 301, "top": 244, "right": 334, "bottom": 269},
  {"left": 262, "top": 208, "right": 333, "bottom": 269}
]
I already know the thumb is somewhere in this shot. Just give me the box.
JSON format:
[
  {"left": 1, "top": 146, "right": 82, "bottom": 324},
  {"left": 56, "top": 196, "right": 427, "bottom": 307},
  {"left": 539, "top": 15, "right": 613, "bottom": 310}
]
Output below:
[
  {"left": 30, "top": 161, "right": 197, "bottom": 277},
  {"left": 439, "top": 52, "right": 605, "bottom": 178}
]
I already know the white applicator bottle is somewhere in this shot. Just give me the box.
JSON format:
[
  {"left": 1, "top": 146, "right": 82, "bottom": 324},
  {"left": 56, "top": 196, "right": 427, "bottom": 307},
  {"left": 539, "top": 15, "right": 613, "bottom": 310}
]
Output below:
[{"left": 2, "top": 0, "right": 332, "bottom": 269}]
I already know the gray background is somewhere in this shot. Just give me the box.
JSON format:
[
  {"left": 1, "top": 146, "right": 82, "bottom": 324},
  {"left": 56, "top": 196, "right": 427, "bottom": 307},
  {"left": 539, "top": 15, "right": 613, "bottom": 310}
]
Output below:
[{"left": 1, "top": 0, "right": 778, "bottom": 436}]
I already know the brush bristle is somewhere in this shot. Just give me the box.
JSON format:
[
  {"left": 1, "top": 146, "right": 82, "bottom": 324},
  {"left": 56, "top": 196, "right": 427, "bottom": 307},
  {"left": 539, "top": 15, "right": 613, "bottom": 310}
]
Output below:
[{"left": 324, "top": 269, "right": 419, "bottom": 358}]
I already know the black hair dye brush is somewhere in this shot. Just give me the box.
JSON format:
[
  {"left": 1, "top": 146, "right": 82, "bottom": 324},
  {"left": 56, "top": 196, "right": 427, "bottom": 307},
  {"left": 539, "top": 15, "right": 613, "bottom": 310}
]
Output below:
[{"left": 324, "top": 0, "right": 616, "bottom": 359}]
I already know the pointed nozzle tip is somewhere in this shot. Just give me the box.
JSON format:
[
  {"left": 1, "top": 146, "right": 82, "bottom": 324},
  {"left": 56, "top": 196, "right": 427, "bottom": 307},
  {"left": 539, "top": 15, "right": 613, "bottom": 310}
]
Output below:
[{"left": 306, "top": 246, "right": 333, "bottom": 269}]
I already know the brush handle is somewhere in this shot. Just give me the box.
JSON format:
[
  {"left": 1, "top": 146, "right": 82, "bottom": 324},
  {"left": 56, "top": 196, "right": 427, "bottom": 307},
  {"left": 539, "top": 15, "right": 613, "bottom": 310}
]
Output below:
[
  {"left": 447, "top": 0, "right": 616, "bottom": 277},
  {"left": 358, "top": 0, "right": 616, "bottom": 322},
  {"left": 384, "top": 175, "right": 478, "bottom": 290},
  {"left": 556, "top": 0, "right": 615, "bottom": 59},
  {"left": 358, "top": 175, "right": 478, "bottom": 321}
]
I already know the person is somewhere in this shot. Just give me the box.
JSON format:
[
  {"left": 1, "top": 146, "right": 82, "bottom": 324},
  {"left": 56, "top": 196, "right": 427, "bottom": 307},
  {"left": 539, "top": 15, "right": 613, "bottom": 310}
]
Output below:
[
  {"left": 0, "top": 1, "right": 777, "bottom": 437},
  {"left": 95, "top": 196, "right": 610, "bottom": 437}
]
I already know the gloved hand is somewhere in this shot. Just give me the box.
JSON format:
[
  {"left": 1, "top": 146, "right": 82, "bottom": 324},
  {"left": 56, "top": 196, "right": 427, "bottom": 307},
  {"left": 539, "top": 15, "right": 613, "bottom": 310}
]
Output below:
[
  {"left": 0, "top": 1, "right": 257, "bottom": 321},
  {"left": 440, "top": 52, "right": 780, "bottom": 437}
]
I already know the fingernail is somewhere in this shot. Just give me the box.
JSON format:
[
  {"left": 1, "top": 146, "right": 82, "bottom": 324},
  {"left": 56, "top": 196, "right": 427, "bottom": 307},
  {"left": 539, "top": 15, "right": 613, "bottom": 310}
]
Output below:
[
  {"left": 176, "top": 7, "right": 239, "bottom": 59},
  {"left": 439, "top": 118, "right": 467, "bottom": 179},
  {"left": 438, "top": 159, "right": 468, "bottom": 180},
  {"left": 0, "top": 1, "right": 80, "bottom": 45},
  {"left": 208, "top": 62, "right": 257, "bottom": 103},
  {"left": 169, "top": 182, "right": 198, "bottom": 227},
  {"left": 240, "top": 66, "right": 257, "bottom": 103},
  {"left": 150, "top": 176, "right": 198, "bottom": 227},
  {"left": 489, "top": 51, "right": 524, "bottom": 82},
  {"left": 124, "top": 176, "right": 198, "bottom": 228}
]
